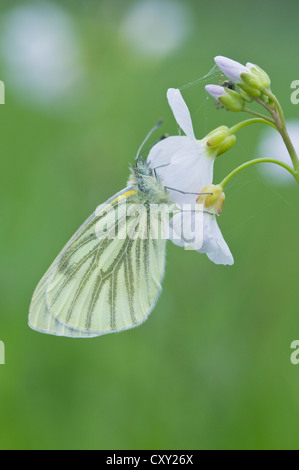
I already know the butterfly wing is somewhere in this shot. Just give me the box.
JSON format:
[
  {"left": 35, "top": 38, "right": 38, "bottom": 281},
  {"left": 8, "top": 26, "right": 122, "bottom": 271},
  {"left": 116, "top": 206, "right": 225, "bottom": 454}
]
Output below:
[{"left": 29, "top": 187, "right": 167, "bottom": 337}]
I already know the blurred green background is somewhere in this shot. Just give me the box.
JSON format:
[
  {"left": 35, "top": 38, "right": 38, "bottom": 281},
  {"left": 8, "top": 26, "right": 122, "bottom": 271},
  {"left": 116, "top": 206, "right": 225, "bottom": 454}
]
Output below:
[{"left": 1, "top": 0, "right": 299, "bottom": 450}]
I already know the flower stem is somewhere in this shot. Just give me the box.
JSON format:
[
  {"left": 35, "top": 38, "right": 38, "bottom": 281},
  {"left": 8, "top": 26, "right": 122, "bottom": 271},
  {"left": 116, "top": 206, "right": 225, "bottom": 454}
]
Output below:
[
  {"left": 243, "top": 107, "right": 276, "bottom": 124},
  {"left": 263, "top": 90, "right": 285, "bottom": 127},
  {"left": 261, "top": 90, "right": 299, "bottom": 172},
  {"left": 279, "top": 125, "right": 299, "bottom": 172},
  {"left": 220, "top": 158, "right": 298, "bottom": 188},
  {"left": 229, "top": 118, "right": 277, "bottom": 135}
]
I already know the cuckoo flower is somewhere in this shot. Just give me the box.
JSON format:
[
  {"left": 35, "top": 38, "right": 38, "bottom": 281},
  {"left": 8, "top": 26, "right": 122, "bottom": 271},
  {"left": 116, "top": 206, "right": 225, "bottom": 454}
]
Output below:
[{"left": 148, "top": 88, "right": 235, "bottom": 206}]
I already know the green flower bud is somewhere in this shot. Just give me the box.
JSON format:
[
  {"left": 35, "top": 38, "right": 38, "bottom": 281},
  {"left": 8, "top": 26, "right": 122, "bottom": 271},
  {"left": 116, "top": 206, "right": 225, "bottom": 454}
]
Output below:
[
  {"left": 238, "top": 87, "right": 254, "bottom": 102},
  {"left": 238, "top": 82, "right": 261, "bottom": 98},
  {"left": 218, "top": 88, "right": 245, "bottom": 112},
  {"left": 216, "top": 135, "right": 236, "bottom": 156},
  {"left": 205, "top": 85, "right": 245, "bottom": 112},
  {"left": 240, "top": 72, "right": 264, "bottom": 90},
  {"left": 246, "top": 63, "right": 271, "bottom": 89},
  {"left": 206, "top": 129, "right": 229, "bottom": 147},
  {"left": 214, "top": 56, "right": 271, "bottom": 99}
]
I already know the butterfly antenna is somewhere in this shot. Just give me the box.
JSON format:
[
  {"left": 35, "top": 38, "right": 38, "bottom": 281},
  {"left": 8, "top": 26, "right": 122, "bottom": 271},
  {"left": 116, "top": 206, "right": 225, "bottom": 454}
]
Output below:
[
  {"left": 138, "top": 134, "right": 168, "bottom": 160},
  {"left": 135, "top": 120, "right": 163, "bottom": 163}
]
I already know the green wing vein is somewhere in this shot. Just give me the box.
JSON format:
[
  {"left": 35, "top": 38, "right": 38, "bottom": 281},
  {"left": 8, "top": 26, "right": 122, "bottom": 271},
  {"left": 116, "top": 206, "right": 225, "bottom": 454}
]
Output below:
[{"left": 29, "top": 190, "right": 167, "bottom": 337}]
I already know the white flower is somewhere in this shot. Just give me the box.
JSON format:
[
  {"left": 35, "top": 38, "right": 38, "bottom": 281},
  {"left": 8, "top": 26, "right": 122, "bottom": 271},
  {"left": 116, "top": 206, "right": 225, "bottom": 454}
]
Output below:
[
  {"left": 147, "top": 89, "right": 234, "bottom": 265},
  {"left": 148, "top": 88, "right": 217, "bottom": 206},
  {"left": 169, "top": 185, "right": 234, "bottom": 265}
]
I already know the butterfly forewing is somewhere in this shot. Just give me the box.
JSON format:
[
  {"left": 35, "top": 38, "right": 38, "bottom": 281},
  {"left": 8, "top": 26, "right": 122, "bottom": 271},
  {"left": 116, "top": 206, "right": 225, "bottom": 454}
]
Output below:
[{"left": 29, "top": 188, "right": 167, "bottom": 337}]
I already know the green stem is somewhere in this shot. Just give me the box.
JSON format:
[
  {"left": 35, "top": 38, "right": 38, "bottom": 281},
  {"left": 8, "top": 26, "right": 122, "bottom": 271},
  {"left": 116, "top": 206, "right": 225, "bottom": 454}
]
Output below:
[
  {"left": 243, "top": 107, "right": 276, "bottom": 124},
  {"left": 229, "top": 117, "right": 277, "bottom": 135},
  {"left": 263, "top": 90, "right": 285, "bottom": 127},
  {"left": 279, "top": 127, "right": 299, "bottom": 172},
  {"left": 220, "top": 158, "right": 298, "bottom": 188},
  {"left": 255, "top": 97, "right": 277, "bottom": 115},
  {"left": 262, "top": 90, "right": 299, "bottom": 171}
]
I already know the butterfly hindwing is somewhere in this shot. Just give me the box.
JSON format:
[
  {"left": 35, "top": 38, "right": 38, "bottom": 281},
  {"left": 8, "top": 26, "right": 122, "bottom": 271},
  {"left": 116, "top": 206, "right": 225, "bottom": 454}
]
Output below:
[{"left": 29, "top": 187, "right": 167, "bottom": 337}]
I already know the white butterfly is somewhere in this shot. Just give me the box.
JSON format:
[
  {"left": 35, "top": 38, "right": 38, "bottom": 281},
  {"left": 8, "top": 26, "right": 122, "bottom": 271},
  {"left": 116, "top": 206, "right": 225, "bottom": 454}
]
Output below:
[{"left": 29, "top": 125, "right": 173, "bottom": 338}]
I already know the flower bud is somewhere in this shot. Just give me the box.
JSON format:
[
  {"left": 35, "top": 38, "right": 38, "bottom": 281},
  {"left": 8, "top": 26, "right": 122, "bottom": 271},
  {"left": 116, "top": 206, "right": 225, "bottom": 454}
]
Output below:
[
  {"left": 240, "top": 72, "right": 264, "bottom": 90},
  {"left": 214, "top": 56, "right": 270, "bottom": 98},
  {"left": 196, "top": 184, "right": 225, "bottom": 215},
  {"left": 206, "top": 84, "right": 245, "bottom": 112},
  {"left": 203, "top": 126, "right": 236, "bottom": 157},
  {"left": 238, "top": 87, "right": 254, "bottom": 103},
  {"left": 237, "top": 82, "right": 262, "bottom": 98},
  {"left": 216, "top": 135, "right": 236, "bottom": 156},
  {"left": 246, "top": 62, "right": 271, "bottom": 88},
  {"left": 206, "top": 127, "right": 229, "bottom": 147},
  {"left": 214, "top": 56, "right": 248, "bottom": 83}
]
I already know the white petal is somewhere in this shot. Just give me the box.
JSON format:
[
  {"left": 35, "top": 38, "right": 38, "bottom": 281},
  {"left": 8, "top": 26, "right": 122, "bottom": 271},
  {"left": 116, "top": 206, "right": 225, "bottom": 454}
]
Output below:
[
  {"left": 168, "top": 213, "right": 188, "bottom": 248},
  {"left": 169, "top": 211, "right": 233, "bottom": 265},
  {"left": 167, "top": 88, "right": 195, "bottom": 138},
  {"left": 199, "top": 214, "right": 234, "bottom": 265},
  {"left": 214, "top": 56, "right": 248, "bottom": 83},
  {"left": 159, "top": 143, "right": 214, "bottom": 206},
  {"left": 169, "top": 209, "right": 204, "bottom": 251},
  {"left": 147, "top": 135, "right": 191, "bottom": 169}
]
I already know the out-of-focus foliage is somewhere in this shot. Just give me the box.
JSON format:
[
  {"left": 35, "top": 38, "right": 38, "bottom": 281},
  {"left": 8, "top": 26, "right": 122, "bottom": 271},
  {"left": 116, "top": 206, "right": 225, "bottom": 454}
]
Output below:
[{"left": 1, "top": 0, "right": 299, "bottom": 450}]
